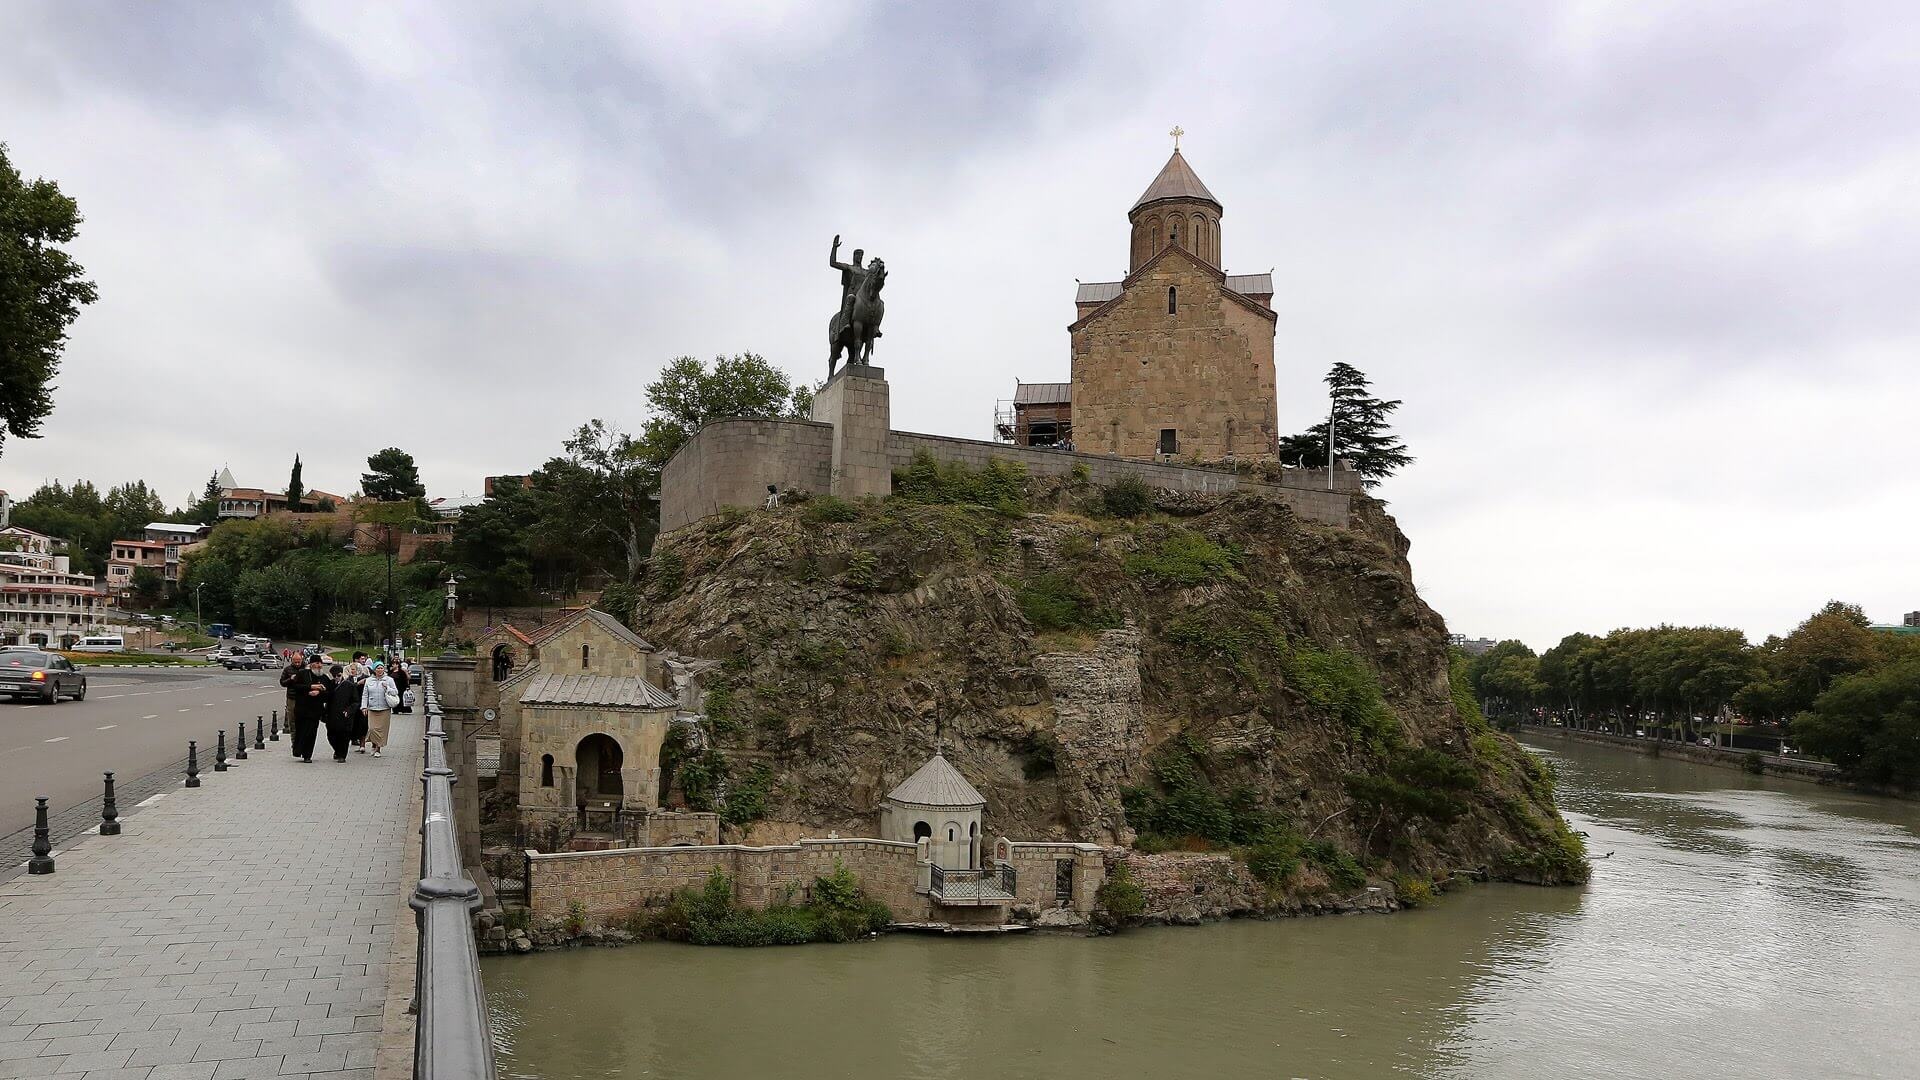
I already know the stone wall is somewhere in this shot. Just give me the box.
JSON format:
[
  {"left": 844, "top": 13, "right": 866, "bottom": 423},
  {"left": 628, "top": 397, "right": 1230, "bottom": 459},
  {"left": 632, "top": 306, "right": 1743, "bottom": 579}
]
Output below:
[
  {"left": 995, "top": 839, "right": 1107, "bottom": 918},
  {"left": 657, "top": 418, "right": 1355, "bottom": 535},
  {"left": 1121, "top": 851, "right": 1265, "bottom": 925},
  {"left": 518, "top": 703, "right": 675, "bottom": 817},
  {"left": 526, "top": 837, "right": 927, "bottom": 922},
  {"left": 1032, "top": 630, "right": 1146, "bottom": 844},
  {"left": 657, "top": 417, "right": 833, "bottom": 535},
  {"left": 528, "top": 616, "right": 658, "bottom": 685}
]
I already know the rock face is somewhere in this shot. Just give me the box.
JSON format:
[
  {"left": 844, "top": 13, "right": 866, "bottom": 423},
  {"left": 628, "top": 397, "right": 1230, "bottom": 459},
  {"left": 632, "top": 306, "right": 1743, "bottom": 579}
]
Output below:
[{"left": 638, "top": 480, "right": 1587, "bottom": 904}]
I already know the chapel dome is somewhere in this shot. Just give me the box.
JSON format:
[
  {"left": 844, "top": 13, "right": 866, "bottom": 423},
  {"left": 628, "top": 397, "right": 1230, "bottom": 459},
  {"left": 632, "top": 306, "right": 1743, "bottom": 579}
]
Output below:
[{"left": 884, "top": 751, "right": 987, "bottom": 808}]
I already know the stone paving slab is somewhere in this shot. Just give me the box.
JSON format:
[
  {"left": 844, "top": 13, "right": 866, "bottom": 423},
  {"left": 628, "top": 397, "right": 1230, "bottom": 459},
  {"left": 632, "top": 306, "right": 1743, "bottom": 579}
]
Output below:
[{"left": 0, "top": 718, "right": 421, "bottom": 1080}]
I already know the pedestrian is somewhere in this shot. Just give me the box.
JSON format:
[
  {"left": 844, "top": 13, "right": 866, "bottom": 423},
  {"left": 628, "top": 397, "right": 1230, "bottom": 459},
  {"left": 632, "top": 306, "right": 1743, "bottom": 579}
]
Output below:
[
  {"left": 361, "top": 660, "right": 398, "bottom": 758},
  {"left": 290, "top": 655, "right": 331, "bottom": 763},
  {"left": 325, "top": 664, "right": 357, "bottom": 762},
  {"left": 390, "top": 655, "right": 412, "bottom": 714},
  {"left": 279, "top": 652, "right": 305, "bottom": 756}
]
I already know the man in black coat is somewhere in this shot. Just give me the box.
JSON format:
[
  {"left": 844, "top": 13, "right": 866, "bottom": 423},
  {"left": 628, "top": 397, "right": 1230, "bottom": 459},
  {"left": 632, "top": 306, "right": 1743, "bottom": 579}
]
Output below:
[
  {"left": 390, "top": 655, "right": 412, "bottom": 714},
  {"left": 279, "top": 653, "right": 305, "bottom": 755},
  {"left": 325, "top": 664, "right": 359, "bottom": 762},
  {"left": 289, "top": 656, "right": 332, "bottom": 763}
]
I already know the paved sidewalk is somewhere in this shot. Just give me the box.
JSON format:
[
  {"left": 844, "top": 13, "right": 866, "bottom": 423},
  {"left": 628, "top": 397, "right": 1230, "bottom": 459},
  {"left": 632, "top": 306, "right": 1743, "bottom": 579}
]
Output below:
[{"left": 0, "top": 716, "right": 422, "bottom": 1079}]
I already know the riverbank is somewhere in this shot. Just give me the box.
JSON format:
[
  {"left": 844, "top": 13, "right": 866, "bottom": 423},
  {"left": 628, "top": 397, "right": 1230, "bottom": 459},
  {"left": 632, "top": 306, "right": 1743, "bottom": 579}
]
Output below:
[{"left": 1513, "top": 723, "right": 1912, "bottom": 799}]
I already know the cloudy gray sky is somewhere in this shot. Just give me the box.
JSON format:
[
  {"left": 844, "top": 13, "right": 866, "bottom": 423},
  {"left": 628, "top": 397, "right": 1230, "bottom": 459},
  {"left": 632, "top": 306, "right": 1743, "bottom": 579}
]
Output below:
[{"left": 2, "top": 1, "right": 1914, "bottom": 650}]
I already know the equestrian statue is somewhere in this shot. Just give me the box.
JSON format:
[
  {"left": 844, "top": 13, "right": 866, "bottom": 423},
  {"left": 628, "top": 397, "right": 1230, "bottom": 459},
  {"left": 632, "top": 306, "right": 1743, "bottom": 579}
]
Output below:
[{"left": 828, "top": 234, "right": 886, "bottom": 378}]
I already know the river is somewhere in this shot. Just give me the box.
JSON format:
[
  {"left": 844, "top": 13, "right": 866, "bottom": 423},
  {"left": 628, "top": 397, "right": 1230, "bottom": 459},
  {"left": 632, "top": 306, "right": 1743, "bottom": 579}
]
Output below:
[{"left": 482, "top": 735, "right": 1920, "bottom": 1079}]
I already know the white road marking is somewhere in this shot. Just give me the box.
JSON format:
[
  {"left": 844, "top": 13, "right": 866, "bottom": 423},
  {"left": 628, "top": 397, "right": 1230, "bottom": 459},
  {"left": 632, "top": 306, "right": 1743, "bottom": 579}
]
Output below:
[
  {"left": 101, "top": 694, "right": 125, "bottom": 699},
  {"left": 96, "top": 724, "right": 117, "bottom": 730},
  {"left": 141, "top": 714, "right": 157, "bottom": 720},
  {"left": 177, "top": 708, "right": 191, "bottom": 713},
  {"left": 44, "top": 737, "right": 67, "bottom": 743},
  {"left": 201, "top": 703, "right": 214, "bottom": 707}
]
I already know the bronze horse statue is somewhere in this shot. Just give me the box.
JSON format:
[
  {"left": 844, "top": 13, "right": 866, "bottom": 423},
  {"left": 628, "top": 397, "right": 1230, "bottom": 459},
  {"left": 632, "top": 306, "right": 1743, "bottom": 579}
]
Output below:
[{"left": 829, "top": 256, "right": 886, "bottom": 377}]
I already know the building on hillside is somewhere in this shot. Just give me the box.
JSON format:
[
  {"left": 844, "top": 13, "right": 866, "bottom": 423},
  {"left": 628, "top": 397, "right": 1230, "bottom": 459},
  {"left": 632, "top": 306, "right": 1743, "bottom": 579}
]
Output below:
[
  {"left": 998, "top": 143, "right": 1279, "bottom": 461},
  {"left": 993, "top": 383, "right": 1073, "bottom": 448},
  {"left": 105, "top": 540, "right": 168, "bottom": 597},
  {"left": 0, "top": 489, "right": 11, "bottom": 529},
  {"left": 1448, "top": 634, "right": 1498, "bottom": 656},
  {"left": 1906, "top": 611, "right": 1920, "bottom": 628},
  {"left": 215, "top": 467, "right": 347, "bottom": 519},
  {"left": 0, "top": 525, "right": 111, "bottom": 646},
  {"left": 143, "top": 522, "right": 209, "bottom": 544}
]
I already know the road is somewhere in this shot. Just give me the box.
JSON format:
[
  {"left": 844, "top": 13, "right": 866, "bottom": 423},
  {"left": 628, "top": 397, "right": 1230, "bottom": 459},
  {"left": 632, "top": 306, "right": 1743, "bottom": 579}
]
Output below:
[{"left": 0, "top": 666, "right": 290, "bottom": 838}]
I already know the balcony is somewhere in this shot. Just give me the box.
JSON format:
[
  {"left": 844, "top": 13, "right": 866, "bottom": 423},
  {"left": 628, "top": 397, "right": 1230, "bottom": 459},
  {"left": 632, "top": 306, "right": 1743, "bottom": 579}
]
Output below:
[{"left": 928, "top": 863, "right": 1017, "bottom": 906}]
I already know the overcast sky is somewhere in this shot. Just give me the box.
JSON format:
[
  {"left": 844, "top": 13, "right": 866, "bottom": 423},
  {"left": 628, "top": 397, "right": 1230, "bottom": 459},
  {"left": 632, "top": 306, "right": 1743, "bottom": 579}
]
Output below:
[{"left": 2, "top": 1, "right": 1914, "bottom": 650}]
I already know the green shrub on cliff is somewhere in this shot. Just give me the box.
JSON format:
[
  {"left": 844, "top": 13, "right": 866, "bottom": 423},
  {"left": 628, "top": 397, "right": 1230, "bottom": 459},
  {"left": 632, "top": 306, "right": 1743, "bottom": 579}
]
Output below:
[
  {"left": 1014, "top": 572, "right": 1120, "bottom": 632},
  {"left": 1125, "top": 529, "right": 1242, "bottom": 587},
  {"left": 1100, "top": 475, "right": 1152, "bottom": 517},
  {"left": 1123, "top": 737, "right": 1279, "bottom": 848},
  {"left": 802, "top": 494, "right": 859, "bottom": 524},
  {"left": 894, "top": 450, "right": 1027, "bottom": 514},
  {"left": 1286, "top": 645, "right": 1400, "bottom": 751},
  {"left": 636, "top": 867, "right": 893, "bottom": 947},
  {"left": 1093, "top": 864, "right": 1146, "bottom": 932}
]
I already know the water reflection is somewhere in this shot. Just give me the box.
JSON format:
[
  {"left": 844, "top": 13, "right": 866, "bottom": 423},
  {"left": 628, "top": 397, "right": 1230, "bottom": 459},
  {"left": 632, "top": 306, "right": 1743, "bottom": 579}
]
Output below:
[{"left": 485, "top": 735, "right": 1920, "bottom": 1080}]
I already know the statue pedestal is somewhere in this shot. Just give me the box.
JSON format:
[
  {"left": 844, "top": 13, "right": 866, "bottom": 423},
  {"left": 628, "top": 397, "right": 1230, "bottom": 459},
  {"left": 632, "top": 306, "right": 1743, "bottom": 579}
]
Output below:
[{"left": 811, "top": 365, "right": 892, "bottom": 501}]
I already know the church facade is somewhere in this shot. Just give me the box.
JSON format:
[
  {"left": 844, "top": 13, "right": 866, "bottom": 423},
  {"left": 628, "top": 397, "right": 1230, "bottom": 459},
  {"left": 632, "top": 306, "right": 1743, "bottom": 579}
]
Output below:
[{"left": 1007, "top": 147, "right": 1280, "bottom": 461}]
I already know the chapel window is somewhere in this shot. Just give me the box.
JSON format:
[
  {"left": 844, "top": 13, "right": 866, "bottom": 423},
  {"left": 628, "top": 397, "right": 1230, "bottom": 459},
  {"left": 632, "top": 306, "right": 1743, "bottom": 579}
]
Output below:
[
  {"left": 1167, "top": 286, "right": 1177, "bottom": 315},
  {"left": 581, "top": 643, "right": 590, "bottom": 669},
  {"left": 541, "top": 754, "right": 554, "bottom": 787}
]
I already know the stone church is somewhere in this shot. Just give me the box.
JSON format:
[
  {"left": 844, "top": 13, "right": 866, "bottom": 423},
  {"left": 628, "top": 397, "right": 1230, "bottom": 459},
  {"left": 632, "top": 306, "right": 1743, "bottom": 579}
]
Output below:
[{"left": 1005, "top": 145, "right": 1280, "bottom": 461}]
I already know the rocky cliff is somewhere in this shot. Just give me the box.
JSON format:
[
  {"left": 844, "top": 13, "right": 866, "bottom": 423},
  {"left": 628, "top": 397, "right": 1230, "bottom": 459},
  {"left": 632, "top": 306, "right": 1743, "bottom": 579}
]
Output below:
[{"left": 636, "top": 467, "right": 1587, "bottom": 908}]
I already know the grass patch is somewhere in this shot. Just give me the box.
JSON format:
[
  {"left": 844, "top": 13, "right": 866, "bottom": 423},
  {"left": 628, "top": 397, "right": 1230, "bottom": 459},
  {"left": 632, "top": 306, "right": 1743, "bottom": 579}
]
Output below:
[
  {"left": 893, "top": 450, "right": 1027, "bottom": 515},
  {"left": 1285, "top": 645, "right": 1400, "bottom": 751},
  {"left": 1100, "top": 475, "right": 1152, "bottom": 517},
  {"left": 1013, "top": 572, "right": 1120, "bottom": 633},
  {"left": 1124, "top": 530, "right": 1241, "bottom": 587},
  {"left": 628, "top": 865, "right": 893, "bottom": 946}
]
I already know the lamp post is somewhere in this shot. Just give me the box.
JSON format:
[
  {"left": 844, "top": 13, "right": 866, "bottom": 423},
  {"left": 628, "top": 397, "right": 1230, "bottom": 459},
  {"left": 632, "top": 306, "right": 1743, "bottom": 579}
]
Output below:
[
  {"left": 442, "top": 572, "right": 460, "bottom": 648},
  {"left": 194, "top": 582, "right": 204, "bottom": 635}
]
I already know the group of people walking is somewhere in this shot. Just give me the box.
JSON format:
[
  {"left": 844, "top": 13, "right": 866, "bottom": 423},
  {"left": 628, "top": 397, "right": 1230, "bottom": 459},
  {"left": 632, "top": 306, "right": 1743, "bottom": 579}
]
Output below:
[{"left": 280, "top": 649, "right": 412, "bottom": 764}]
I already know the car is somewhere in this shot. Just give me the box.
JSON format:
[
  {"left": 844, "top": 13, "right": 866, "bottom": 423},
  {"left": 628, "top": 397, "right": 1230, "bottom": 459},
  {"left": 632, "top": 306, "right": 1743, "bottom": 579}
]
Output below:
[
  {"left": 0, "top": 650, "right": 87, "bottom": 703},
  {"left": 71, "top": 635, "right": 126, "bottom": 653},
  {"left": 220, "top": 653, "right": 275, "bottom": 670},
  {"left": 405, "top": 662, "right": 423, "bottom": 681}
]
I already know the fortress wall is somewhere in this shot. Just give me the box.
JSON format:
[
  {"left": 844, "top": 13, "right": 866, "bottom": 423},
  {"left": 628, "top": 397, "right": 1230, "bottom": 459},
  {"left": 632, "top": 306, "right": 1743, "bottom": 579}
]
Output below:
[
  {"left": 657, "top": 418, "right": 833, "bottom": 535},
  {"left": 658, "top": 416, "right": 1355, "bottom": 536},
  {"left": 526, "top": 838, "right": 927, "bottom": 922}
]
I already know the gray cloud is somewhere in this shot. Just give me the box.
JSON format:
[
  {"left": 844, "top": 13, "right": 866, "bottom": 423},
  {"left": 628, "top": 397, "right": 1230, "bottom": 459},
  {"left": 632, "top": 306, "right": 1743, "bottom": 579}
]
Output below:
[{"left": 2, "top": 1, "right": 1915, "bottom": 650}]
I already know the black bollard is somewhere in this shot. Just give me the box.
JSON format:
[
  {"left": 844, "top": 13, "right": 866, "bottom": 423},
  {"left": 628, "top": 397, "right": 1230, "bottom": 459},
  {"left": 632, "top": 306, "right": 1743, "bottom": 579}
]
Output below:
[
  {"left": 186, "top": 740, "right": 201, "bottom": 788},
  {"left": 215, "top": 728, "right": 228, "bottom": 772},
  {"left": 255, "top": 716, "right": 265, "bottom": 750},
  {"left": 270, "top": 710, "right": 280, "bottom": 742},
  {"left": 28, "top": 796, "right": 54, "bottom": 874},
  {"left": 235, "top": 722, "right": 248, "bottom": 761},
  {"left": 100, "top": 773, "right": 120, "bottom": 836}
]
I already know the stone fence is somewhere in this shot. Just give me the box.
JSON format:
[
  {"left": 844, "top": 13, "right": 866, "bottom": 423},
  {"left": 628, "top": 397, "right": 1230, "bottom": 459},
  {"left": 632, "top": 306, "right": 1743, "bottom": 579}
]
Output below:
[
  {"left": 994, "top": 839, "right": 1108, "bottom": 916},
  {"left": 658, "top": 415, "right": 1358, "bottom": 534},
  {"left": 526, "top": 837, "right": 927, "bottom": 923}
]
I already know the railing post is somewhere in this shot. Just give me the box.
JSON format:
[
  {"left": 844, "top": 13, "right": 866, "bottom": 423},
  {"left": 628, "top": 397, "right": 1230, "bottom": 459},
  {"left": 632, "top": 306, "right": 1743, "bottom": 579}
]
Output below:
[
  {"left": 270, "top": 710, "right": 280, "bottom": 741},
  {"left": 28, "top": 796, "right": 54, "bottom": 874},
  {"left": 255, "top": 715, "right": 265, "bottom": 750},
  {"left": 99, "top": 772, "right": 120, "bottom": 836},
  {"left": 235, "top": 721, "right": 248, "bottom": 761},
  {"left": 185, "top": 741, "right": 200, "bottom": 788},
  {"left": 215, "top": 728, "right": 228, "bottom": 772}
]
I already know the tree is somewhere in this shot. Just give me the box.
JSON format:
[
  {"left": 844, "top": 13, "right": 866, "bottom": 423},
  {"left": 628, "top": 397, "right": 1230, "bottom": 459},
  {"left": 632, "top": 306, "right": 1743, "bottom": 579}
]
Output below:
[
  {"left": 1467, "top": 640, "right": 1541, "bottom": 717},
  {"left": 185, "top": 472, "right": 222, "bottom": 525},
  {"left": 1796, "top": 659, "right": 1920, "bottom": 788},
  {"left": 286, "top": 455, "right": 305, "bottom": 512},
  {"left": 128, "top": 566, "right": 164, "bottom": 609},
  {"left": 0, "top": 144, "right": 99, "bottom": 457},
  {"left": 1276, "top": 363, "right": 1412, "bottom": 486},
  {"left": 362, "top": 447, "right": 426, "bottom": 503},
  {"left": 446, "top": 486, "right": 537, "bottom": 605}
]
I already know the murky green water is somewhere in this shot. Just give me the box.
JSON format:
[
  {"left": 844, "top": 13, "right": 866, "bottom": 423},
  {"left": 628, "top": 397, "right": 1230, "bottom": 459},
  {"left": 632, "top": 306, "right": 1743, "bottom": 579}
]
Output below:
[{"left": 483, "top": 735, "right": 1920, "bottom": 1079}]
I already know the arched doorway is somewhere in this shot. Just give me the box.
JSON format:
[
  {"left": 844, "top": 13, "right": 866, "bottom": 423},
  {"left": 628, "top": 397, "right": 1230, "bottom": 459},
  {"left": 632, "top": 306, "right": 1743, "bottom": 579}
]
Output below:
[
  {"left": 574, "top": 734, "right": 624, "bottom": 803},
  {"left": 491, "top": 643, "right": 513, "bottom": 681}
]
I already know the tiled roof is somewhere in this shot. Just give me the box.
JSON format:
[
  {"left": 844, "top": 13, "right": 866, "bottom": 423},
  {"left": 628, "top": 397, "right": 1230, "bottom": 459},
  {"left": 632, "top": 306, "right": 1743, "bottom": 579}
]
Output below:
[
  {"left": 885, "top": 753, "right": 986, "bottom": 808},
  {"left": 519, "top": 672, "right": 677, "bottom": 709},
  {"left": 1132, "top": 149, "right": 1220, "bottom": 210},
  {"left": 1013, "top": 382, "right": 1071, "bottom": 405}
]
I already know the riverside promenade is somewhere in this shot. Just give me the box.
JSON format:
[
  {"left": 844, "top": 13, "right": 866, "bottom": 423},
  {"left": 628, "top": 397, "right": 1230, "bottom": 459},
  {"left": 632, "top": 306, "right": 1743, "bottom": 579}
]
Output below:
[{"left": 0, "top": 713, "right": 424, "bottom": 1079}]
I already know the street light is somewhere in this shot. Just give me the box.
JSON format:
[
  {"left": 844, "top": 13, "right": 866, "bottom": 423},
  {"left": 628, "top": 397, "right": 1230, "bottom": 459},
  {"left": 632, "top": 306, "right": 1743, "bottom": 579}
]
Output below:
[{"left": 194, "top": 582, "right": 204, "bottom": 635}]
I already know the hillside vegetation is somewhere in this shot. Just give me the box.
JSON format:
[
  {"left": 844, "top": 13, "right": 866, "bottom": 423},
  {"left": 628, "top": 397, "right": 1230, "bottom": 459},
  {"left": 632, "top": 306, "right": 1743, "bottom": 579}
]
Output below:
[{"left": 635, "top": 458, "right": 1587, "bottom": 910}]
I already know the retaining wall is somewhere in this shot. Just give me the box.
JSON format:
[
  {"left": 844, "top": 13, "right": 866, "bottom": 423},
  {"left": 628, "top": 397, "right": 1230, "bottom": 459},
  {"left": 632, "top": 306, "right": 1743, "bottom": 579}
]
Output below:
[
  {"left": 995, "top": 840, "right": 1107, "bottom": 915},
  {"left": 525, "top": 837, "right": 927, "bottom": 922},
  {"left": 1517, "top": 726, "right": 1847, "bottom": 785}
]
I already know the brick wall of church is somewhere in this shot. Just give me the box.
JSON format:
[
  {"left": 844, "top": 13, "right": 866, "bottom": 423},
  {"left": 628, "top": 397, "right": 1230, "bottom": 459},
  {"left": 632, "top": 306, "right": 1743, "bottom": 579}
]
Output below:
[{"left": 1070, "top": 254, "right": 1278, "bottom": 462}]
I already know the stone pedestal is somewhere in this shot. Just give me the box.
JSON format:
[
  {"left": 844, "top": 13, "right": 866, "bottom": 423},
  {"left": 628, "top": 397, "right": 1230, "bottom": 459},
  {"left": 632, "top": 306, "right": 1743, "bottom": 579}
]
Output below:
[{"left": 810, "top": 364, "right": 893, "bottom": 500}]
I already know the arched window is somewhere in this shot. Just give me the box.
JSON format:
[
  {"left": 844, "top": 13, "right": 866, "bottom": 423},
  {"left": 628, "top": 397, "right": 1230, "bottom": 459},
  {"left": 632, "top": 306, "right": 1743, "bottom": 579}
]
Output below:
[
  {"left": 540, "top": 754, "right": 554, "bottom": 787},
  {"left": 1170, "top": 219, "right": 1181, "bottom": 248},
  {"left": 947, "top": 825, "right": 957, "bottom": 842},
  {"left": 913, "top": 821, "right": 932, "bottom": 841},
  {"left": 581, "top": 643, "right": 590, "bottom": 669},
  {"left": 1168, "top": 286, "right": 1177, "bottom": 315}
]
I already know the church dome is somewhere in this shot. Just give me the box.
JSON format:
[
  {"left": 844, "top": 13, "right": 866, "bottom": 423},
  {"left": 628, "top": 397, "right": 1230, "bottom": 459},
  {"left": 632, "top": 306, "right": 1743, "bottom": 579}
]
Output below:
[
  {"left": 884, "top": 751, "right": 987, "bottom": 808},
  {"left": 1131, "top": 149, "right": 1221, "bottom": 213}
]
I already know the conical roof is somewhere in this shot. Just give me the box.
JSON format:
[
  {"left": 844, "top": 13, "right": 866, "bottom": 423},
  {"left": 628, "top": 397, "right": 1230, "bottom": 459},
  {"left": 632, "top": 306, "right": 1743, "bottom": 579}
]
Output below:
[
  {"left": 885, "top": 752, "right": 986, "bottom": 808},
  {"left": 215, "top": 467, "right": 237, "bottom": 491},
  {"left": 1132, "top": 149, "right": 1220, "bottom": 211}
]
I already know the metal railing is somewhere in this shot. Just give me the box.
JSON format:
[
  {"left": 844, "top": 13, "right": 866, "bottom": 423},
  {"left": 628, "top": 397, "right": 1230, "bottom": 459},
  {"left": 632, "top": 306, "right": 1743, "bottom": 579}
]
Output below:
[
  {"left": 410, "top": 674, "right": 497, "bottom": 1080},
  {"left": 927, "top": 862, "right": 1017, "bottom": 903}
]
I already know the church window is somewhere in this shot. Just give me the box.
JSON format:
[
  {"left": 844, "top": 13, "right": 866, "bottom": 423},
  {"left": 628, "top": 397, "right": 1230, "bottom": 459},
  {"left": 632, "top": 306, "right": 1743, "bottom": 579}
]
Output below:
[
  {"left": 581, "top": 643, "right": 590, "bottom": 669},
  {"left": 1170, "top": 220, "right": 1180, "bottom": 247},
  {"left": 1167, "top": 286, "right": 1177, "bottom": 315},
  {"left": 913, "top": 821, "right": 932, "bottom": 841},
  {"left": 947, "top": 825, "right": 957, "bottom": 842},
  {"left": 540, "top": 754, "right": 554, "bottom": 787},
  {"left": 1159, "top": 429, "right": 1178, "bottom": 455}
]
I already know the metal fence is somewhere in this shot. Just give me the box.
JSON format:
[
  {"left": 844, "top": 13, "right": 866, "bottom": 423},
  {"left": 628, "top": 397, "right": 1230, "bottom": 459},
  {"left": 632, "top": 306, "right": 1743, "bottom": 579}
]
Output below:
[{"left": 411, "top": 675, "right": 497, "bottom": 1080}]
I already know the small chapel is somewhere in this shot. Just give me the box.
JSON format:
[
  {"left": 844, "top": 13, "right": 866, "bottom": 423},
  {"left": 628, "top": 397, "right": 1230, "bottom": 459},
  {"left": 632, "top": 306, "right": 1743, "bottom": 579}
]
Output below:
[{"left": 1001, "top": 138, "right": 1280, "bottom": 461}]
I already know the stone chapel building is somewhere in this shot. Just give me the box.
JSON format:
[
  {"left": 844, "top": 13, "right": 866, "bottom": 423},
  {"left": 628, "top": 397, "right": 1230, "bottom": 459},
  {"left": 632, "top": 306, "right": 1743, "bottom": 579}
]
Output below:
[{"left": 1010, "top": 146, "right": 1280, "bottom": 461}]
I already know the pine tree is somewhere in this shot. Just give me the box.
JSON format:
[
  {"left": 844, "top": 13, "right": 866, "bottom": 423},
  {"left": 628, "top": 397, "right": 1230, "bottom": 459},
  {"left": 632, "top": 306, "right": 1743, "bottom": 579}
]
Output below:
[
  {"left": 1275, "top": 363, "right": 1412, "bottom": 487},
  {"left": 286, "top": 454, "right": 304, "bottom": 512},
  {"left": 189, "top": 472, "right": 221, "bottom": 524}
]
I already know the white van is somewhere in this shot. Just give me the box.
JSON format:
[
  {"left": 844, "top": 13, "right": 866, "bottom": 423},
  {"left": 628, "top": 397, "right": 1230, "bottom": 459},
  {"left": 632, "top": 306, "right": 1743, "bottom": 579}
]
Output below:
[{"left": 71, "top": 635, "right": 126, "bottom": 653}]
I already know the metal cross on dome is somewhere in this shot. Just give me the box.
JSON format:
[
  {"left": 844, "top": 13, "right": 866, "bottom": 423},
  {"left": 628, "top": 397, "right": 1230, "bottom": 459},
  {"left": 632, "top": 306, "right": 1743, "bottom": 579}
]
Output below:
[{"left": 1169, "top": 124, "right": 1185, "bottom": 150}]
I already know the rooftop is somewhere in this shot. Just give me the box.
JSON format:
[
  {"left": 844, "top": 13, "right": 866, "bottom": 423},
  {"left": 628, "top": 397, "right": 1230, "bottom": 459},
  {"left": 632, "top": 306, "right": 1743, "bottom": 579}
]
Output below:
[
  {"left": 1013, "top": 382, "right": 1072, "bottom": 405},
  {"left": 519, "top": 672, "right": 677, "bottom": 709},
  {"left": 1132, "top": 149, "right": 1220, "bottom": 212},
  {"left": 885, "top": 752, "right": 987, "bottom": 808}
]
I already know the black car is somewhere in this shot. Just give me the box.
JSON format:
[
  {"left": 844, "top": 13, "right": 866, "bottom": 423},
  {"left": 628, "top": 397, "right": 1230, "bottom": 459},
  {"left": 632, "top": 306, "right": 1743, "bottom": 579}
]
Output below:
[
  {"left": 220, "top": 653, "right": 275, "bottom": 670},
  {"left": 0, "top": 650, "right": 87, "bottom": 703}
]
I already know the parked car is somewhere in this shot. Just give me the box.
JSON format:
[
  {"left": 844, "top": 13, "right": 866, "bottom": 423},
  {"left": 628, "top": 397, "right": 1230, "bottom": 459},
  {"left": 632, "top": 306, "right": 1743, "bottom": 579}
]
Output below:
[
  {"left": 220, "top": 653, "right": 275, "bottom": 670},
  {"left": 0, "top": 651, "right": 87, "bottom": 703}
]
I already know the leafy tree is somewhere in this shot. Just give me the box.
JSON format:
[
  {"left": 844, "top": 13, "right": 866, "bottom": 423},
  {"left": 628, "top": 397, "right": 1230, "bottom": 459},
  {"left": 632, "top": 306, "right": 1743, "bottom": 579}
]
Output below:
[
  {"left": 0, "top": 143, "right": 99, "bottom": 457},
  {"left": 1276, "top": 363, "right": 1412, "bottom": 486},
  {"left": 445, "top": 485, "right": 537, "bottom": 605},
  {"left": 234, "top": 562, "right": 312, "bottom": 636},
  {"left": 128, "top": 566, "right": 164, "bottom": 608},
  {"left": 1796, "top": 659, "right": 1920, "bottom": 788},
  {"left": 361, "top": 447, "right": 426, "bottom": 503},
  {"left": 1466, "top": 640, "right": 1540, "bottom": 716},
  {"left": 184, "top": 472, "right": 222, "bottom": 525},
  {"left": 286, "top": 454, "right": 305, "bottom": 512}
]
